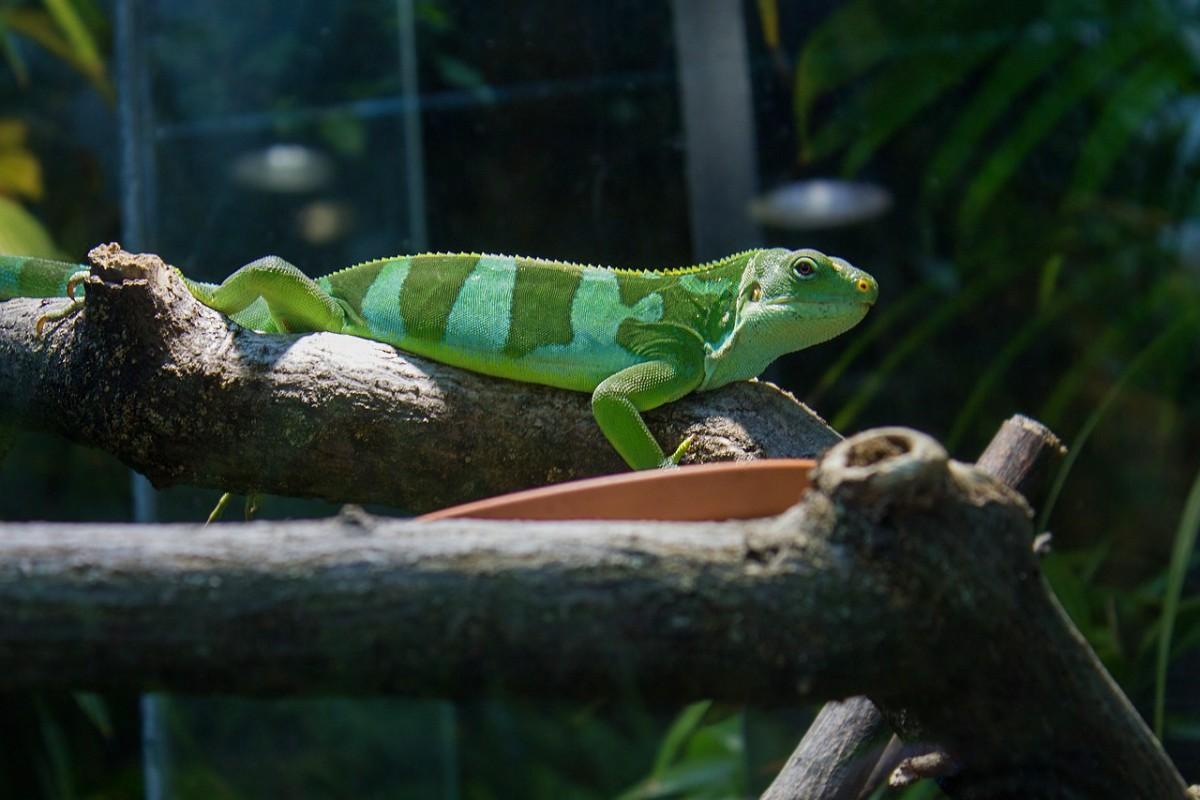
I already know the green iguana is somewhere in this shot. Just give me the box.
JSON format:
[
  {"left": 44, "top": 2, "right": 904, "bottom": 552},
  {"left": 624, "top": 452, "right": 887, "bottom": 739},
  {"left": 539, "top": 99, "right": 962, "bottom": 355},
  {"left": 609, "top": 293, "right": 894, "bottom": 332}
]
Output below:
[{"left": 0, "top": 248, "right": 877, "bottom": 469}]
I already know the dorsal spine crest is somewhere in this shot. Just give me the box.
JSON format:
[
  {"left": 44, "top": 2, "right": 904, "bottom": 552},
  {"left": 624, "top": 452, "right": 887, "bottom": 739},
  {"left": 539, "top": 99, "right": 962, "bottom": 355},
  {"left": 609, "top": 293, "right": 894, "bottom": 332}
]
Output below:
[{"left": 323, "top": 249, "right": 760, "bottom": 280}]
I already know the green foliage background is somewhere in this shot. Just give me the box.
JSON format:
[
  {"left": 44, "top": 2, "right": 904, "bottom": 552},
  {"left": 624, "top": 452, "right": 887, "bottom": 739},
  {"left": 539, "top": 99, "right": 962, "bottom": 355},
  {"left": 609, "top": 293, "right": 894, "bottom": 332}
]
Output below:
[
  {"left": 790, "top": 0, "right": 1200, "bottom": 742},
  {"left": 1, "top": 0, "right": 1198, "bottom": 798}
]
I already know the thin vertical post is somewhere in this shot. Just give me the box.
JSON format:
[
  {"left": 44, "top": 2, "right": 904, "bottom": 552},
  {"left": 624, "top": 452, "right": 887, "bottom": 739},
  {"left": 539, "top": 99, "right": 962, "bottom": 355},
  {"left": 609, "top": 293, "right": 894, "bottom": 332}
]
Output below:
[
  {"left": 116, "top": 3, "right": 167, "bottom": 797},
  {"left": 670, "top": 0, "right": 760, "bottom": 259},
  {"left": 397, "top": 0, "right": 428, "bottom": 251}
]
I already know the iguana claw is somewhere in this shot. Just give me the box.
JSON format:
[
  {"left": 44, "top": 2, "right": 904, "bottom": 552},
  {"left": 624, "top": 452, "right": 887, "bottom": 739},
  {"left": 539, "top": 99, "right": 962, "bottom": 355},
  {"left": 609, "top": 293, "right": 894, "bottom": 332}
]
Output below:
[
  {"left": 65, "top": 271, "right": 87, "bottom": 299},
  {"left": 33, "top": 269, "right": 90, "bottom": 335},
  {"left": 662, "top": 435, "right": 695, "bottom": 468}
]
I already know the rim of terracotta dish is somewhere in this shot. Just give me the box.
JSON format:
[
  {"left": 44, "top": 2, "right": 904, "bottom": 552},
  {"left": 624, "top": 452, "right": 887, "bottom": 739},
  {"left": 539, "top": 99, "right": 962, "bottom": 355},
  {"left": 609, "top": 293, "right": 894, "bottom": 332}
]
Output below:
[{"left": 418, "top": 458, "right": 815, "bottom": 522}]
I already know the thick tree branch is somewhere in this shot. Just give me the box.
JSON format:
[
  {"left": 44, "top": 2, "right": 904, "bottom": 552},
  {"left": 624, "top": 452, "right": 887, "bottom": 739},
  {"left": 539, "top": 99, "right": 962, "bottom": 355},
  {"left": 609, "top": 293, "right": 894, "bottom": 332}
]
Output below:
[
  {"left": 0, "top": 244, "right": 839, "bottom": 512},
  {"left": 0, "top": 427, "right": 1188, "bottom": 798}
]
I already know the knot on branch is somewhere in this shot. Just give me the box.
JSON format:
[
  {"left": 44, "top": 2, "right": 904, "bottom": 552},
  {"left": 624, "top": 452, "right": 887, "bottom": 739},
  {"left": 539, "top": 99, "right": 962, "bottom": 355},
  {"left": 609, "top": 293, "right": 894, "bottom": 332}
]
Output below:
[{"left": 814, "top": 427, "right": 949, "bottom": 510}]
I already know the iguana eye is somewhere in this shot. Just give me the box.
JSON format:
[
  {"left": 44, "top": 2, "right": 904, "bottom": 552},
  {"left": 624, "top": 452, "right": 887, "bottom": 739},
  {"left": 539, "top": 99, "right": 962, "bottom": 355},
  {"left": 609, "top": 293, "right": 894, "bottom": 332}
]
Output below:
[{"left": 793, "top": 257, "right": 817, "bottom": 279}]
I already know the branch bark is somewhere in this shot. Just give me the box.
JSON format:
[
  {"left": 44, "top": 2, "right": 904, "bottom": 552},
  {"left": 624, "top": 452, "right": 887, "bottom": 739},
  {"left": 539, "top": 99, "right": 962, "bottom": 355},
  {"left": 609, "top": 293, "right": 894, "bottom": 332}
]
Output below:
[
  {"left": 0, "top": 427, "right": 1188, "bottom": 797},
  {"left": 0, "top": 243, "right": 839, "bottom": 512}
]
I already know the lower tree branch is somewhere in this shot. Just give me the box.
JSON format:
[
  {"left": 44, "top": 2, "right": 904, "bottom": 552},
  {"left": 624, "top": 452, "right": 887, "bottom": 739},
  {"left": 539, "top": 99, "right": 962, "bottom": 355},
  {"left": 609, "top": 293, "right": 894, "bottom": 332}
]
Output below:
[
  {"left": 0, "top": 244, "right": 839, "bottom": 512},
  {"left": 0, "top": 427, "right": 1188, "bottom": 797},
  {"left": 761, "top": 696, "right": 891, "bottom": 800}
]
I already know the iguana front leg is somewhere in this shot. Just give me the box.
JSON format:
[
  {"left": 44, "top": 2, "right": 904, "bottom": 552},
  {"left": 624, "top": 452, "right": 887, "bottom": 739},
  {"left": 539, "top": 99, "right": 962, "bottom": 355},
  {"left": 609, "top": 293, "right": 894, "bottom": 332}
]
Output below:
[
  {"left": 185, "top": 256, "right": 346, "bottom": 333},
  {"left": 591, "top": 359, "right": 702, "bottom": 470}
]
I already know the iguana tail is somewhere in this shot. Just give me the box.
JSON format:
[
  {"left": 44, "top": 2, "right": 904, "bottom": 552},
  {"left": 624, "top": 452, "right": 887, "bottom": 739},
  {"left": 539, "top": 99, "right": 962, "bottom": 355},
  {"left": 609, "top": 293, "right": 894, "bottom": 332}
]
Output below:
[{"left": 0, "top": 255, "right": 87, "bottom": 299}]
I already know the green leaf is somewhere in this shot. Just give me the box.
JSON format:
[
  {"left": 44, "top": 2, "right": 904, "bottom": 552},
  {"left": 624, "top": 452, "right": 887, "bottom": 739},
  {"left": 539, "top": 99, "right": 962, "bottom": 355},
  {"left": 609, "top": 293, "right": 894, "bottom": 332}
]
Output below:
[
  {"left": 3, "top": 9, "right": 74, "bottom": 62},
  {"left": 808, "top": 282, "right": 936, "bottom": 406},
  {"left": 1154, "top": 464, "right": 1200, "bottom": 737},
  {"left": 1041, "top": 554, "right": 1093, "bottom": 633},
  {"left": 958, "top": 23, "right": 1147, "bottom": 231},
  {"left": 1166, "top": 97, "right": 1200, "bottom": 213},
  {"left": 1165, "top": 715, "right": 1200, "bottom": 741},
  {"left": 1167, "top": 602, "right": 1200, "bottom": 661},
  {"left": 1037, "top": 273, "right": 1188, "bottom": 429},
  {"left": 832, "top": 254, "right": 1042, "bottom": 431},
  {"left": 41, "top": 0, "right": 102, "bottom": 73},
  {"left": 1136, "top": 591, "right": 1200, "bottom": 663},
  {"left": 35, "top": 698, "right": 75, "bottom": 800},
  {"left": 651, "top": 700, "right": 712, "bottom": 776},
  {"left": 618, "top": 705, "right": 747, "bottom": 800},
  {"left": 925, "top": 33, "right": 1069, "bottom": 200},
  {"left": 835, "top": 45, "right": 997, "bottom": 174},
  {"left": 755, "top": 0, "right": 780, "bottom": 49},
  {"left": 1038, "top": 311, "right": 1200, "bottom": 533},
  {"left": 795, "top": 2, "right": 1029, "bottom": 161},
  {"left": 1070, "top": 55, "right": 1180, "bottom": 197},
  {"left": 72, "top": 691, "right": 113, "bottom": 739},
  {"left": 1036, "top": 253, "right": 1063, "bottom": 311},
  {"left": 621, "top": 759, "right": 737, "bottom": 799},
  {"left": 895, "top": 778, "right": 947, "bottom": 798},
  {"left": 0, "top": 147, "right": 44, "bottom": 199},
  {"left": 0, "top": 20, "right": 30, "bottom": 86},
  {"left": 1037, "top": 320, "right": 1122, "bottom": 427},
  {"left": 0, "top": 195, "right": 60, "bottom": 257},
  {"left": 945, "top": 262, "right": 1083, "bottom": 450},
  {"left": 800, "top": 7, "right": 1004, "bottom": 167},
  {"left": 5, "top": 7, "right": 111, "bottom": 99},
  {"left": 793, "top": 0, "right": 891, "bottom": 153},
  {"left": 0, "top": 118, "right": 43, "bottom": 200}
]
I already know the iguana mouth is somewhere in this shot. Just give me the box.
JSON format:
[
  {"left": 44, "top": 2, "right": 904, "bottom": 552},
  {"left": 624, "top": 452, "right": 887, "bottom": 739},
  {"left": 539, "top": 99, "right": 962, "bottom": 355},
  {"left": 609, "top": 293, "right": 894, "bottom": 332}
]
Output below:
[{"left": 762, "top": 297, "right": 873, "bottom": 309}]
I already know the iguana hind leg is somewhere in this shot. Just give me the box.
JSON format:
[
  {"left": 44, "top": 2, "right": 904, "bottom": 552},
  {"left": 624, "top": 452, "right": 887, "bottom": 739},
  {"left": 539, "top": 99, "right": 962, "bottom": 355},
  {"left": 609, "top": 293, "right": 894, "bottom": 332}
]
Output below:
[{"left": 186, "top": 256, "right": 345, "bottom": 333}]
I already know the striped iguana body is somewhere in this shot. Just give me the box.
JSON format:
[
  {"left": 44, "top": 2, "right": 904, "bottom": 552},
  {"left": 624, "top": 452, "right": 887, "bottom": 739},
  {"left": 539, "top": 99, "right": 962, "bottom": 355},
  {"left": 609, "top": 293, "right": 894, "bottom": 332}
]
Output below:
[{"left": 0, "top": 248, "right": 878, "bottom": 469}]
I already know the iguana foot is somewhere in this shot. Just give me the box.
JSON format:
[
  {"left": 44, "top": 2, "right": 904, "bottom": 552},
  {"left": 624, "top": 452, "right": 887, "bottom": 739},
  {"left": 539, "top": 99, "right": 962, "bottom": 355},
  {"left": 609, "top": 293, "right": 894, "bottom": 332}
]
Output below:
[
  {"left": 34, "top": 270, "right": 89, "bottom": 335},
  {"left": 661, "top": 435, "right": 695, "bottom": 468}
]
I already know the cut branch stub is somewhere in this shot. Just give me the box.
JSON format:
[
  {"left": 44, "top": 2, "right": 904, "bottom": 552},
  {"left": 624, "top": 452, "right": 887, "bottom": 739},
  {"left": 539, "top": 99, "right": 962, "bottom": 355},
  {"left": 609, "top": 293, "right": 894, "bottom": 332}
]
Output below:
[{"left": 814, "top": 427, "right": 952, "bottom": 510}]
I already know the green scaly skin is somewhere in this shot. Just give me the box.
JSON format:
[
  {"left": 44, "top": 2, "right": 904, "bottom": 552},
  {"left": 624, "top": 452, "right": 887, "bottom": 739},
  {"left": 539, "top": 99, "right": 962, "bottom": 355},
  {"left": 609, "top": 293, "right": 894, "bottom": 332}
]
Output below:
[{"left": 0, "top": 249, "right": 878, "bottom": 470}]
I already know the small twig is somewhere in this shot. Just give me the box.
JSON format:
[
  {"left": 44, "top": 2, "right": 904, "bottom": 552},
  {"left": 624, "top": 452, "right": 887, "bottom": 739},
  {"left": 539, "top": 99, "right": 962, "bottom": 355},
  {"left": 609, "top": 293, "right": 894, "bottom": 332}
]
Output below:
[{"left": 889, "top": 751, "right": 959, "bottom": 788}]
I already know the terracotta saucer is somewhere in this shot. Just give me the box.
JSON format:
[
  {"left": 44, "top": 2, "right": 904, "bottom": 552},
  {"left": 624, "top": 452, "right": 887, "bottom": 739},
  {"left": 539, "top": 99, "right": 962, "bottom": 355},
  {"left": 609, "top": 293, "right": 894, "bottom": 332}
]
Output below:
[{"left": 418, "top": 459, "right": 815, "bottom": 522}]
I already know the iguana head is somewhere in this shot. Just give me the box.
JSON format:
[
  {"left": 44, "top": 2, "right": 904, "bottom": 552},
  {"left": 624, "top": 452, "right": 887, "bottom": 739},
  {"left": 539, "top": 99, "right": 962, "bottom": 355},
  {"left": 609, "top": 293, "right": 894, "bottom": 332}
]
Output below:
[{"left": 702, "top": 248, "right": 878, "bottom": 388}]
